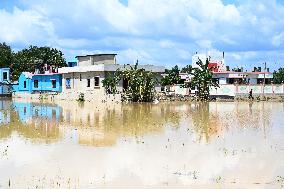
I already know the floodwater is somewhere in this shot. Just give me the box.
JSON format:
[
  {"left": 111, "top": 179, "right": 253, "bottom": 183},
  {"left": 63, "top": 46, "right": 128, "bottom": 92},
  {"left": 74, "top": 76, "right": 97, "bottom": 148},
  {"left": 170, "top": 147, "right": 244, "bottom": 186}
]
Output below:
[{"left": 0, "top": 100, "right": 283, "bottom": 189}]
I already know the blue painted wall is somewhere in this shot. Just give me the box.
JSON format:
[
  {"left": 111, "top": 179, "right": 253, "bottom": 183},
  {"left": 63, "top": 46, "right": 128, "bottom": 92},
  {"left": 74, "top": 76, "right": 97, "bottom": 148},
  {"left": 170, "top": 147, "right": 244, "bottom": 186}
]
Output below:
[
  {"left": 14, "top": 73, "right": 62, "bottom": 93},
  {"left": 14, "top": 73, "right": 32, "bottom": 92},
  {"left": 31, "top": 74, "right": 62, "bottom": 92}
]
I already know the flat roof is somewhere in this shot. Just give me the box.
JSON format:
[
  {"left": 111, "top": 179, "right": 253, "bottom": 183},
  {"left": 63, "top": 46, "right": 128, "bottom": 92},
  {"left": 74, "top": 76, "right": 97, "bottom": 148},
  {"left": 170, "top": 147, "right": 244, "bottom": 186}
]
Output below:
[
  {"left": 75, "top": 54, "right": 117, "bottom": 58},
  {"left": 58, "top": 64, "right": 165, "bottom": 74},
  {"left": 213, "top": 71, "right": 272, "bottom": 74}
]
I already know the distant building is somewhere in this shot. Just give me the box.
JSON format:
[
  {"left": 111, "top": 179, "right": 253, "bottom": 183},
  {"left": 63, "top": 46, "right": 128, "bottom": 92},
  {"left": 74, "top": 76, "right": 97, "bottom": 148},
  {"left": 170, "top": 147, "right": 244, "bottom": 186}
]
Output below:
[
  {"left": 0, "top": 68, "right": 11, "bottom": 96},
  {"left": 191, "top": 52, "right": 273, "bottom": 85},
  {"left": 192, "top": 52, "right": 226, "bottom": 72}
]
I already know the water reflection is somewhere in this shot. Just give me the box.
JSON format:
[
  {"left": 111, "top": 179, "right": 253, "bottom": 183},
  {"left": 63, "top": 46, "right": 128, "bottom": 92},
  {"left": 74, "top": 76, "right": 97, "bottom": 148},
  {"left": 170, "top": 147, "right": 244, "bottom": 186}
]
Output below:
[
  {"left": 0, "top": 101, "right": 61, "bottom": 143},
  {"left": 0, "top": 100, "right": 274, "bottom": 146},
  {"left": 0, "top": 100, "right": 283, "bottom": 188},
  {"left": 188, "top": 102, "right": 225, "bottom": 143},
  {"left": 57, "top": 101, "right": 183, "bottom": 147}
]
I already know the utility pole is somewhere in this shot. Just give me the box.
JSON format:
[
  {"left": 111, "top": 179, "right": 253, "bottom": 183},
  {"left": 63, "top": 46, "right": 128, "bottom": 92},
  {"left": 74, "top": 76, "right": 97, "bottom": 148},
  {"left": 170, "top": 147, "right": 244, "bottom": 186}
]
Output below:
[{"left": 263, "top": 62, "right": 267, "bottom": 95}]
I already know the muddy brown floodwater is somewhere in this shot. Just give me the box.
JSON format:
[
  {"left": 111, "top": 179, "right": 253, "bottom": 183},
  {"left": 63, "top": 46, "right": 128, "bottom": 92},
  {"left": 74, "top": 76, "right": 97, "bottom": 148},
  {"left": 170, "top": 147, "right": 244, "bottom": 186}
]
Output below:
[{"left": 0, "top": 100, "right": 283, "bottom": 189}]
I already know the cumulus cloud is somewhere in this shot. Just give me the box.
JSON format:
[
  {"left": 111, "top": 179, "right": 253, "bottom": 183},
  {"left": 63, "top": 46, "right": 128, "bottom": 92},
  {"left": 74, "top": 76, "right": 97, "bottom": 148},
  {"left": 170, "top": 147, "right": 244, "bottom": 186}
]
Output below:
[{"left": 0, "top": 0, "right": 284, "bottom": 69}]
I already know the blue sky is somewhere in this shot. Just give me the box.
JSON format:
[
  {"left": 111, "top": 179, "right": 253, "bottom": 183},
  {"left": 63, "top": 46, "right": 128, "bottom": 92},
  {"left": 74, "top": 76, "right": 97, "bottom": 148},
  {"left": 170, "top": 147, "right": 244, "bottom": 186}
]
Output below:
[{"left": 1, "top": 0, "right": 284, "bottom": 70}]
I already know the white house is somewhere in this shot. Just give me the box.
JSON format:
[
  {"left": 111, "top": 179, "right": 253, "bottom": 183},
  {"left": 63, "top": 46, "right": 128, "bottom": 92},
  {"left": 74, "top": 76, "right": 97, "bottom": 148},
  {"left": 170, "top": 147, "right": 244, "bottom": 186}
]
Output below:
[{"left": 58, "top": 54, "right": 165, "bottom": 101}]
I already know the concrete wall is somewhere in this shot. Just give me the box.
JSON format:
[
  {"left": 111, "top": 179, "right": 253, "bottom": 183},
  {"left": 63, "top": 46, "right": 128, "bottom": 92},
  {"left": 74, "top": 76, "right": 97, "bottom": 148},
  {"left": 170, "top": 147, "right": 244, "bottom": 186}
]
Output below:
[
  {"left": 167, "top": 84, "right": 284, "bottom": 97},
  {"left": 32, "top": 74, "right": 62, "bottom": 93},
  {"left": 91, "top": 55, "right": 115, "bottom": 65},
  {"left": 59, "top": 71, "right": 121, "bottom": 102},
  {"left": 62, "top": 72, "right": 105, "bottom": 93},
  {"left": 14, "top": 73, "right": 62, "bottom": 93},
  {"left": 211, "top": 84, "right": 284, "bottom": 97},
  {"left": 61, "top": 70, "right": 163, "bottom": 100},
  {"left": 219, "top": 78, "right": 226, "bottom": 85},
  {"left": 78, "top": 55, "right": 116, "bottom": 66},
  {"left": 12, "top": 91, "right": 121, "bottom": 103},
  {"left": 77, "top": 56, "right": 91, "bottom": 66},
  {"left": 14, "top": 73, "right": 32, "bottom": 92}
]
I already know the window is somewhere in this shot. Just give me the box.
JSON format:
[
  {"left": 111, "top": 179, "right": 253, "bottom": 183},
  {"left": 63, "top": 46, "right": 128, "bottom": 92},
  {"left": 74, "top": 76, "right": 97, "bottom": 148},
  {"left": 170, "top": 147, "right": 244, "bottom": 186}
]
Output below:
[
  {"left": 24, "top": 81, "right": 26, "bottom": 88},
  {"left": 34, "top": 80, "right": 38, "bottom": 88},
  {"left": 94, "top": 76, "right": 100, "bottom": 87},
  {"left": 3, "top": 72, "right": 7, "bottom": 80},
  {"left": 66, "top": 78, "right": 71, "bottom": 89},
  {"left": 87, "top": 79, "right": 91, "bottom": 87},
  {"left": 212, "top": 78, "right": 219, "bottom": 84},
  {"left": 52, "top": 80, "right": 56, "bottom": 88}
]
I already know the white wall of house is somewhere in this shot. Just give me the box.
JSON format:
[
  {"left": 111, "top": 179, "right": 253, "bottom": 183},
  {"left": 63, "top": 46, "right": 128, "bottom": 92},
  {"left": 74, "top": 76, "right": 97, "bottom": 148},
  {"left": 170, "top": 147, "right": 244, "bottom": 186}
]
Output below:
[
  {"left": 167, "top": 84, "right": 284, "bottom": 97},
  {"left": 210, "top": 84, "right": 284, "bottom": 96},
  {"left": 219, "top": 78, "right": 227, "bottom": 84},
  {"left": 62, "top": 71, "right": 105, "bottom": 93},
  {"left": 248, "top": 78, "right": 257, "bottom": 84},
  {"left": 77, "top": 57, "right": 91, "bottom": 67}
]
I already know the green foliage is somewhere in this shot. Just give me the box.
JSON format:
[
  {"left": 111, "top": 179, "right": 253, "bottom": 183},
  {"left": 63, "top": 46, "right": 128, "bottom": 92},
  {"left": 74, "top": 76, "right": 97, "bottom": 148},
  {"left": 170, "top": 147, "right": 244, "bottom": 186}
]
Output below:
[
  {"left": 273, "top": 68, "right": 284, "bottom": 84},
  {"left": 102, "top": 70, "right": 122, "bottom": 94},
  {"left": 161, "top": 65, "right": 181, "bottom": 86},
  {"left": 102, "top": 63, "right": 158, "bottom": 102},
  {"left": 122, "top": 63, "right": 158, "bottom": 102},
  {"left": 181, "top": 64, "right": 193, "bottom": 73},
  {"left": 77, "top": 93, "right": 85, "bottom": 102},
  {"left": 11, "top": 46, "right": 67, "bottom": 81},
  {"left": 0, "top": 43, "right": 67, "bottom": 81},
  {"left": 186, "top": 58, "right": 219, "bottom": 101},
  {"left": 0, "top": 42, "right": 13, "bottom": 68}
]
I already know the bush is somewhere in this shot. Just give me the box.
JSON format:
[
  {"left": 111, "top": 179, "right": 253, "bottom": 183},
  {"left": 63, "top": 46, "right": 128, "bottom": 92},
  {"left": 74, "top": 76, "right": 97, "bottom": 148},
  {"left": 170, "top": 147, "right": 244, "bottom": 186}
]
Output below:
[{"left": 77, "top": 93, "right": 85, "bottom": 102}]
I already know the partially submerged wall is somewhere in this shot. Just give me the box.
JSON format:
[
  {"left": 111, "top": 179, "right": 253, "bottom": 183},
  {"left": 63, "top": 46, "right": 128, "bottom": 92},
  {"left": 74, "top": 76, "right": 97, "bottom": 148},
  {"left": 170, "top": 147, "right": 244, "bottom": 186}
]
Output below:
[
  {"left": 12, "top": 92, "right": 121, "bottom": 103},
  {"left": 164, "top": 84, "right": 284, "bottom": 100}
]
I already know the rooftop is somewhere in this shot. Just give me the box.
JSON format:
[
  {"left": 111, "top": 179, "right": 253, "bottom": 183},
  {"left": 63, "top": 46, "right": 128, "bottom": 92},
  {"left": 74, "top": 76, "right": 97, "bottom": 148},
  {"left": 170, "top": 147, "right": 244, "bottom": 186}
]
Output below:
[
  {"left": 213, "top": 71, "right": 273, "bottom": 74},
  {"left": 58, "top": 64, "right": 165, "bottom": 74},
  {"left": 75, "top": 54, "right": 117, "bottom": 58}
]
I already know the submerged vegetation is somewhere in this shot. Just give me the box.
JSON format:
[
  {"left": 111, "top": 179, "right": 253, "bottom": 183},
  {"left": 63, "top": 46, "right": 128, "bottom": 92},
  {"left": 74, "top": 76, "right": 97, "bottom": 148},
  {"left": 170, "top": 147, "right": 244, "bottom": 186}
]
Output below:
[
  {"left": 103, "top": 58, "right": 219, "bottom": 102},
  {"left": 185, "top": 58, "right": 219, "bottom": 100},
  {"left": 161, "top": 65, "right": 182, "bottom": 86},
  {"left": 102, "top": 62, "right": 158, "bottom": 102},
  {"left": 77, "top": 93, "right": 85, "bottom": 102},
  {"left": 273, "top": 68, "right": 284, "bottom": 84}
]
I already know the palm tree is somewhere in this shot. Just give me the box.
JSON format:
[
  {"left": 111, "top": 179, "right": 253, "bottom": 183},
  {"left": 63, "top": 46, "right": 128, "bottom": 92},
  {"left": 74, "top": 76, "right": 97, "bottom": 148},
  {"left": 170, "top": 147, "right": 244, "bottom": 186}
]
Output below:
[{"left": 184, "top": 58, "right": 219, "bottom": 100}]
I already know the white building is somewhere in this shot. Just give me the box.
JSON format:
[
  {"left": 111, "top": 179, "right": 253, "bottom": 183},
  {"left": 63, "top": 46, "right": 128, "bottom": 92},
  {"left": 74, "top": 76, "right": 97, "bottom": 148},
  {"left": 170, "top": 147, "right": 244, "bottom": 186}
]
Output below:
[
  {"left": 192, "top": 52, "right": 273, "bottom": 85},
  {"left": 58, "top": 54, "right": 165, "bottom": 101}
]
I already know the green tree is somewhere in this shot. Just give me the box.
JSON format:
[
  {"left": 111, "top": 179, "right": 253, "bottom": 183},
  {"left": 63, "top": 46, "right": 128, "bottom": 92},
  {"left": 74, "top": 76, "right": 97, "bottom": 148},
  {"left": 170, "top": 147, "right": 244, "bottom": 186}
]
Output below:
[
  {"left": 161, "top": 65, "right": 181, "bottom": 86},
  {"left": 102, "top": 70, "right": 122, "bottom": 94},
  {"left": 273, "top": 68, "right": 284, "bottom": 84},
  {"left": 187, "top": 58, "right": 219, "bottom": 100},
  {"left": 102, "top": 63, "right": 158, "bottom": 102},
  {"left": 122, "top": 63, "right": 158, "bottom": 102},
  {"left": 0, "top": 42, "right": 13, "bottom": 68},
  {"left": 11, "top": 46, "right": 67, "bottom": 81}
]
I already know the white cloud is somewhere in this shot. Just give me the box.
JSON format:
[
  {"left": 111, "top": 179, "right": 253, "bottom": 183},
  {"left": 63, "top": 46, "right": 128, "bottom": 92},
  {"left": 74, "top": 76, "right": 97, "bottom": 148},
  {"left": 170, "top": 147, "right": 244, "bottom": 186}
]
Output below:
[
  {"left": 272, "top": 32, "right": 284, "bottom": 47},
  {"left": 0, "top": 7, "right": 54, "bottom": 45},
  {"left": 0, "top": 0, "right": 284, "bottom": 70}
]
